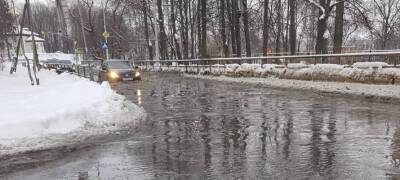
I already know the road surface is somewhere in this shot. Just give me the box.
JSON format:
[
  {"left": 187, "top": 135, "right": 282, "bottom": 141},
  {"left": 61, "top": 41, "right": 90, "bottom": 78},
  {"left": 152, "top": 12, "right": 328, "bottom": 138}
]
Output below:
[{"left": 4, "top": 72, "right": 400, "bottom": 179}]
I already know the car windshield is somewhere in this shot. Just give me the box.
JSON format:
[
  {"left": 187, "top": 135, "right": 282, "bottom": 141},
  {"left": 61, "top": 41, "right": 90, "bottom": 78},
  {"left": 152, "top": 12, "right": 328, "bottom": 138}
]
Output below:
[{"left": 107, "top": 61, "right": 132, "bottom": 69}]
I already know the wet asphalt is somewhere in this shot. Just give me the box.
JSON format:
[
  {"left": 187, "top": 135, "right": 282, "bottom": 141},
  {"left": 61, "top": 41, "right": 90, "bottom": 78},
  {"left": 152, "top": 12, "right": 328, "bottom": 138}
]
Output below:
[{"left": 3, "top": 72, "right": 400, "bottom": 180}]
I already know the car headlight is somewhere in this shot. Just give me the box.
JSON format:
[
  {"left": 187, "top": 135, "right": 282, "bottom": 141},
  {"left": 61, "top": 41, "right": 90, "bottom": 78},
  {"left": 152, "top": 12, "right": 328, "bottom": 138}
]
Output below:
[
  {"left": 109, "top": 71, "right": 119, "bottom": 79},
  {"left": 135, "top": 72, "right": 140, "bottom": 77}
]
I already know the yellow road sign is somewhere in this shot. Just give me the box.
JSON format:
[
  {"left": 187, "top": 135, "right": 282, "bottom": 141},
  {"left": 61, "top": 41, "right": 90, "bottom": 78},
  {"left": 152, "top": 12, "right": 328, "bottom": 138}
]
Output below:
[{"left": 102, "top": 31, "right": 110, "bottom": 38}]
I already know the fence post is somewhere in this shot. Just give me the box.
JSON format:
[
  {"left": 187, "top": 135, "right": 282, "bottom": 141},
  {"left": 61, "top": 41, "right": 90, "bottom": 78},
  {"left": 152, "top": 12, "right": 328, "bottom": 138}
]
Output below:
[
  {"left": 209, "top": 60, "right": 212, "bottom": 73},
  {"left": 83, "top": 66, "right": 86, "bottom": 78},
  {"left": 89, "top": 63, "right": 94, "bottom": 81}
]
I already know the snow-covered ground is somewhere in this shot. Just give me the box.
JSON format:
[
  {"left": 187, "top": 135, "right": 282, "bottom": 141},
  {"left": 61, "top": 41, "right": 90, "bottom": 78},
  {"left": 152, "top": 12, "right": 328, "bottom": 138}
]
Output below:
[{"left": 0, "top": 63, "right": 145, "bottom": 156}]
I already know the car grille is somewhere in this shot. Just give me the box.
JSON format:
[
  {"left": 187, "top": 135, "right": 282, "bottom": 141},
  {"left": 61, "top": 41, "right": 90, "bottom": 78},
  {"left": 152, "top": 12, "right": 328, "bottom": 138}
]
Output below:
[{"left": 122, "top": 73, "right": 132, "bottom": 78}]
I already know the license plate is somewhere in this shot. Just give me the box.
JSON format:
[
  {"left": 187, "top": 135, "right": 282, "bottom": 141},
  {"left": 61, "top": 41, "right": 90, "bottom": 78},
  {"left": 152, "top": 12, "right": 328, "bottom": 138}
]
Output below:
[{"left": 122, "top": 78, "right": 133, "bottom": 81}]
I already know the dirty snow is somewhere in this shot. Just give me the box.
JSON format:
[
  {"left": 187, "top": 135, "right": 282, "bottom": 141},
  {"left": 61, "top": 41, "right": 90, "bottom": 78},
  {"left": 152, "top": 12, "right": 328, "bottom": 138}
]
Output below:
[
  {"left": 352, "top": 62, "right": 389, "bottom": 69},
  {"left": 0, "top": 63, "right": 145, "bottom": 156},
  {"left": 143, "top": 61, "right": 400, "bottom": 84}
]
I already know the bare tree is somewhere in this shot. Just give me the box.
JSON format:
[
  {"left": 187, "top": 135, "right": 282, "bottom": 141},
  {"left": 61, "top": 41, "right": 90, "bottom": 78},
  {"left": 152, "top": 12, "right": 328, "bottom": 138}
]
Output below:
[
  {"left": 305, "top": 0, "right": 347, "bottom": 55},
  {"left": 289, "top": 0, "right": 297, "bottom": 55},
  {"left": 333, "top": 1, "right": 345, "bottom": 53},
  {"left": 200, "top": 0, "right": 208, "bottom": 58},
  {"left": 262, "top": 0, "right": 270, "bottom": 56},
  {"left": 0, "top": 0, "right": 13, "bottom": 52},
  {"left": 371, "top": 0, "right": 400, "bottom": 49},
  {"left": 242, "top": 0, "right": 251, "bottom": 57},
  {"left": 157, "top": 0, "right": 168, "bottom": 59},
  {"left": 220, "top": 0, "right": 229, "bottom": 57}
]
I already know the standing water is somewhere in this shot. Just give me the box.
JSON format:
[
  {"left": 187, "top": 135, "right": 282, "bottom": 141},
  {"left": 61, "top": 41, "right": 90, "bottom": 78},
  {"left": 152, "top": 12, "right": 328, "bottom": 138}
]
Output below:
[{"left": 5, "top": 73, "right": 400, "bottom": 179}]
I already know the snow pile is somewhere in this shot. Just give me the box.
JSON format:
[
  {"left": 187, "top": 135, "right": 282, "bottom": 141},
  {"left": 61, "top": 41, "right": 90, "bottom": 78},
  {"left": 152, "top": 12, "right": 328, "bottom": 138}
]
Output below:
[
  {"left": 211, "top": 64, "right": 225, "bottom": 74},
  {"left": 255, "top": 64, "right": 284, "bottom": 77},
  {"left": 287, "top": 64, "right": 346, "bottom": 81},
  {"left": 140, "top": 61, "right": 400, "bottom": 85},
  {"left": 287, "top": 63, "right": 309, "bottom": 69},
  {"left": 226, "top": 64, "right": 240, "bottom": 74},
  {"left": 236, "top": 63, "right": 261, "bottom": 77},
  {"left": 353, "top": 62, "right": 389, "bottom": 69},
  {"left": 0, "top": 64, "right": 145, "bottom": 156}
]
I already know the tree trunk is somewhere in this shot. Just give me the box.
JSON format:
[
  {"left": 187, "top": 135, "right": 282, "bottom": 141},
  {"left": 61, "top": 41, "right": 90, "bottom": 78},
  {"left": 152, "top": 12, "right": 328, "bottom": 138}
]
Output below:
[
  {"left": 275, "top": 0, "right": 282, "bottom": 54},
  {"left": 220, "top": 0, "right": 229, "bottom": 57},
  {"left": 171, "top": 0, "right": 182, "bottom": 59},
  {"left": 189, "top": 1, "right": 195, "bottom": 58},
  {"left": 242, "top": 0, "right": 251, "bottom": 57},
  {"left": 197, "top": 0, "right": 202, "bottom": 58},
  {"left": 227, "top": 0, "right": 236, "bottom": 56},
  {"left": 157, "top": 0, "right": 168, "bottom": 60},
  {"left": 284, "top": 1, "right": 290, "bottom": 53},
  {"left": 233, "top": 0, "right": 241, "bottom": 57},
  {"left": 316, "top": 18, "right": 328, "bottom": 55},
  {"left": 142, "top": 0, "right": 153, "bottom": 60},
  {"left": 262, "top": 0, "right": 270, "bottom": 56},
  {"left": 333, "top": 1, "right": 344, "bottom": 54},
  {"left": 200, "top": 0, "right": 208, "bottom": 58},
  {"left": 289, "top": 0, "right": 296, "bottom": 55},
  {"left": 179, "top": 0, "right": 189, "bottom": 59},
  {"left": 315, "top": 0, "right": 330, "bottom": 56}
]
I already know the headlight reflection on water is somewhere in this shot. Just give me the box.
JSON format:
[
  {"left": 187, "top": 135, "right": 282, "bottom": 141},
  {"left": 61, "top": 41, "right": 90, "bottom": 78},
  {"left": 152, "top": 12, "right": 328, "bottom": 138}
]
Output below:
[{"left": 137, "top": 89, "right": 142, "bottom": 105}]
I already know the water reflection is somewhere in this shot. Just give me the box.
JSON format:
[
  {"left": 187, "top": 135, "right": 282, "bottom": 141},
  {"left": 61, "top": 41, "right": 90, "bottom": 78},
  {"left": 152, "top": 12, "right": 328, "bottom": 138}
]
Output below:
[
  {"left": 113, "top": 74, "right": 400, "bottom": 179},
  {"left": 6, "top": 73, "right": 400, "bottom": 180},
  {"left": 137, "top": 89, "right": 142, "bottom": 105}
]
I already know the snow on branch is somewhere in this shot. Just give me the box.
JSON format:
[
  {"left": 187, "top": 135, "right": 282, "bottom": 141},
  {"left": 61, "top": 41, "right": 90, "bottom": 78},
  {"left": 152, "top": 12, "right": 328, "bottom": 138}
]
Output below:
[{"left": 305, "top": 0, "right": 347, "bottom": 20}]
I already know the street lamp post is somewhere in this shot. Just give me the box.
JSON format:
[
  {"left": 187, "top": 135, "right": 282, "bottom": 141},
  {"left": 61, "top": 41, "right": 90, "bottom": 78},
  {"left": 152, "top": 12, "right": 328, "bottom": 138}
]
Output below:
[{"left": 103, "top": 0, "right": 109, "bottom": 61}]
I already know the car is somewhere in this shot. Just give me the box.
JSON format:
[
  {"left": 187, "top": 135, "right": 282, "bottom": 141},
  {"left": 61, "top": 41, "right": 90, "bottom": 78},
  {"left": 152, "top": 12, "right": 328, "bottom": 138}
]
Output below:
[
  {"left": 42, "top": 59, "right": 75, "bottom": 74},
  {"left": 98, "top": 59, "right": 141, "bottom": 82}
]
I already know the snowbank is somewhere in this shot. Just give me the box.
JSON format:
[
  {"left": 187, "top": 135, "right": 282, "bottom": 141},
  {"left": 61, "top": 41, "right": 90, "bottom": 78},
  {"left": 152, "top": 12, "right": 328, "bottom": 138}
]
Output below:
[
  {"left": 0, "top": 63, "right": 145, "bottom": 156},
  {"left": 353, "top": 62, "right": 389, "bottom": 69},
  {"left": 141, "top": 62, "right": 400, "bottom": 85}
]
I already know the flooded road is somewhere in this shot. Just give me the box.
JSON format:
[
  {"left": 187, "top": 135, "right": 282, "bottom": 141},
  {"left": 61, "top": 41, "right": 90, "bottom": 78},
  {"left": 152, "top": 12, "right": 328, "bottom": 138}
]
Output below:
[{"left": 5, "top": 73, "right": 400, "bottom": 179}]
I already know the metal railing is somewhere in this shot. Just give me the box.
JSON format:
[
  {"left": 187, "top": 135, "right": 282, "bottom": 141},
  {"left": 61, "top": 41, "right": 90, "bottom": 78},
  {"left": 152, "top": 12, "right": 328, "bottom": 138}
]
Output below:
[
  {"left": 135, "top": 51, "right": 400, "bottom": 68},
  {"left": 253, "top": 49, "right": 400, "bottom": 57},
  {"left": 75, "top": 62, "right": 100, "bottom": 82}
]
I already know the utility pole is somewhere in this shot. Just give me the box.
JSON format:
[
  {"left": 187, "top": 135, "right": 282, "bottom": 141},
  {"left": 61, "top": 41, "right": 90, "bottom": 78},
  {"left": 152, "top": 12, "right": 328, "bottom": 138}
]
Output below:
[
  {"left": 26, "top": 0, "right": 40, "bottom": 84},
  {"left": 77, "top": 0, "right": 88, "bottom": 58},
  {"left": 55, "top": 0, "right": 70, "bottom": 53}
]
